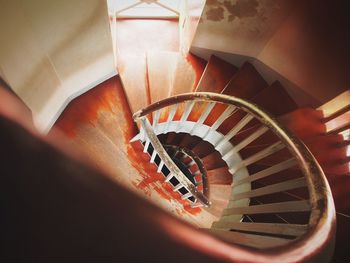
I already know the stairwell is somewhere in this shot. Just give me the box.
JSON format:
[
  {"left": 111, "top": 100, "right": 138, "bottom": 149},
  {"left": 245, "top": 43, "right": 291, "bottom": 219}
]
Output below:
[
  {"left": 1, "top": 1, "right": 349, "bottom": 262},
  {"left": 50, "top": 12, "right": 349, "bottom": 261}
]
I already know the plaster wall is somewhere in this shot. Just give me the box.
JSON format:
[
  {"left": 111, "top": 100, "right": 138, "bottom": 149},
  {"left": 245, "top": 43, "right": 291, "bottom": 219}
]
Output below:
[
  {"left": 0, "top": 0, "right": 116, "bottom": 132},
  {"left": 180, "top": 0, "right": 206, "bottom": 53},
  {"left": 191, "top": 0, "right": 350, "bottom": 104},
  {"left": 258, "top": 0, "right": 350, "bottom": 103},
  {"left": 192, "top": 0, "right": 294, "bottom": 57}
]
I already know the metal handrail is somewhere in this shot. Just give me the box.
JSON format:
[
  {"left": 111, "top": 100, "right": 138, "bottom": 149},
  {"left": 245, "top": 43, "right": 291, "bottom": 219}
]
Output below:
[{"left": 133, "top": 92, "right": 336, "bottom": 262}]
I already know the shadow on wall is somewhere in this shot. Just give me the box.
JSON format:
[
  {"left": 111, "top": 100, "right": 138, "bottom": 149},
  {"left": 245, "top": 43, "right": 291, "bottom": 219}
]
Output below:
[
  {"left": 192, "top": 0, "right": 350, "bottom": 105},
  {"left": 204, "top": 0, "right": 260, "bottom": 22}
]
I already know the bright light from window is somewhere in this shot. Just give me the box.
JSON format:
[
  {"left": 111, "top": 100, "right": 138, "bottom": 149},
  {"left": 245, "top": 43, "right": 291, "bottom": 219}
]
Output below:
[{"left": 107, "top": 0, "right": 181, "bottom": 18}]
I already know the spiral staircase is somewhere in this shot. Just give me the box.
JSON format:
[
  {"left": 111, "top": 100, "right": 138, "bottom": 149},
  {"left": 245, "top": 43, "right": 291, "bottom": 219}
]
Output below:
[
  {"left": 1, "top": 1, "right": 350, "bottom": 262},
  {"left": 52, "top": 45, "right": 344, "bottom": 261},
  {"left": 47, "top": 6, "right": 350, "bottom": 259},
  {"left": 119, "top": 48, "right": 337, "bottom": 259}
]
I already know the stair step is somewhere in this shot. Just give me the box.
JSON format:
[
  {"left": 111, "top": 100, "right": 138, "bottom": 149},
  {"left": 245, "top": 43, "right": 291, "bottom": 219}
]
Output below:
[
  {"left": 207, "top": 167, "right": 233, "bottom": 185},
  {"left": 201, "top": 151, "right": 227, "bottom": 170},
  {"left": 204, "top": 198, "right": 228, "bottom": 218},
  {"left": 234, "top": 159, "right": 298, "bottom": 185},
  {"left": 179, "top": 134, "right": 202, "bottom": 149},
  {"left": 318, "top": 90, "right": 350, "bottom": 119},
  {"left": 196, "top": 55, "right": 238, "bottom": 93},
  {"left": 230, "top": 126, "right": 269, "bottom": 153},
  {"left": 147, "top": 51, "right": 178, "bottom": 104},
  {"left": 299, "top": 133, "right": 348, "bottom": 175},
  {"left": 170, "top": 53, "right": 207, "bottom": 96},
  {"left": 117, "top": 54, "right": 149, "bottom": 113},
  {"left": 278, "top": 108, "right": 325, "bottom": 141},
  {"left": 206, "top": 229, "right": 292, "bottom": 249},
  {"left": 252, "top": 81, "right": 298, "bottom": 116},
  {"left": 222, "top": 62, "right": 268, "bottom": 99},
  {"left": 240, "top": 142, "right": 285, "bottom": 170},
  {"left": 237, "top": 129, "right": 278, "bottom": 157},
  {"left": 231, "top": 177, "right": 307, "bottom": 201},
  {"left": 204, "top": 104, "right": 236, "bottom": 133},
  {"left": 222, "top": 200, "right": 310, "bottom": 216},
  {"left": 157, "top": 133, "right": 168, "bottom": 144},
  {"left": 212, "top": 222, "right": 308, "bottom": 237},
  {"left": 210, "top": 184, "right": 232, "bottom": 201},
  {"left": 193, "top": 55, "right": 240, "bottom": 127},
  {"left": 192, "top": 140, "right": 217, "bottom": 158},
  {"left": 164, "top": 132, "right": 177, "bottom": 145}
]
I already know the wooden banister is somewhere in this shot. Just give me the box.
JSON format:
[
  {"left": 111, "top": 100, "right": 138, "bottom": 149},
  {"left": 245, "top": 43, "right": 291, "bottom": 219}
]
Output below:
[{"left": 131, "top": 92, "right": 336, "bottom": 262}]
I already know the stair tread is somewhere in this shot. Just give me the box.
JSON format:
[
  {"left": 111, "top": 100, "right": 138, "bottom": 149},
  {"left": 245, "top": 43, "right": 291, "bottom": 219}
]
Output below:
[
  {"left": 171, "top": 53, "right": 206, "bottom": 96},
  {"left": 278, "top": 108, "right": 325, "bottom": 141},
  {"left": 196, "top": 55, "right": 238, "bottom": 93},
  {"left": 179, "top": 134, "right": 202, "bottom": 149},
  {"left": 191, "top": 139, "right": 217, "bottom": 158},
  {"left": 201, "top": 151, "right": 227, "bottom": 171},
  {"left": 294, "top": 132, "right": 348, "bottom": 175},
  {"left": 212, "top": 221, "right": 308, "bottom": 237},
  {"left": 210, "top": 184, "right": 232, "bottom": 201},
  {"left": 223, "top": 200, "right": 311, "bottom": 216},
  {"left": 318, "top": 90, "right": 350, "bottom": 118},
  {"left": 204, "top": 198, "right": 228, "bottom": 218},
  {"left": 117, "top": 54, "right": 149, "bottom": 113},
  {"left": 147, "top": 51, "right": 178, "bottom": 104},
  {"left": 222, "top": 62, "right": 268, "bottom": 99},
  {"left": 207, "top": 166, "right": 233, "bottom": 185},
  {"left": 206, "top": 229, "right": 294, "bottom": 249},
  {"left": 251, "top": 81, "right": 298, "bottom": 116}
]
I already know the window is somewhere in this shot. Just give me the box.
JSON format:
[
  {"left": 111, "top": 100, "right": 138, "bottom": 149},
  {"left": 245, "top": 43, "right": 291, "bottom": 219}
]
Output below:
[{"left": 107, "top": 0, "right": 181, "bottom": 19}]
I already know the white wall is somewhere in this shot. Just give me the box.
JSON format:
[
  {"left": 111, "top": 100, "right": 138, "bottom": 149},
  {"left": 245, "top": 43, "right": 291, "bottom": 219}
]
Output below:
[
  {"left": 179, "top": 0, "right": 206, "bottom": 53},
  {"left": 0, "top": 0, "right": 116, "bottom": 132},
  {"left": 191, "top": 0, "right": 350, "bottom": 105},
  {"left": 192, "top": 0, "right": 294, "bottom": 58}
]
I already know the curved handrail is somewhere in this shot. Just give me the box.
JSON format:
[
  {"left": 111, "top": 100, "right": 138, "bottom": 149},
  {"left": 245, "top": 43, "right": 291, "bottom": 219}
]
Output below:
[
  {"left": 133, "top": 92, "right": 336, "bottom": 262},
  {"left": 139, "top": 116, "right": 210, "bottom": 206},
  {"left": 163, "top": 144, "right": 209, "bottom": 198}
]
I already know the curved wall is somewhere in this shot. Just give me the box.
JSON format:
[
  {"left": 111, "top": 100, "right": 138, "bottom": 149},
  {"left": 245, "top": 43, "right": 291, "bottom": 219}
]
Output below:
[
  {"left": 191, "top": 0, "right": 350, "bottom": 104},
  {"left": 0, "top": 0, "right": 116, "bottom": 132}
]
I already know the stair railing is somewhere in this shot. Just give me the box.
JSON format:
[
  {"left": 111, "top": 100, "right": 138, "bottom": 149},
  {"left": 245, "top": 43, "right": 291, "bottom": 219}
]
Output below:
[
  {"left": 132, "top": 92, "right": 336, "bottom": 261},
  {"left": 163, "top": 144, "right": 209, "bottom": 200}
]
